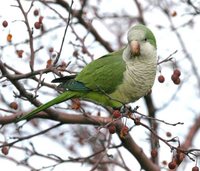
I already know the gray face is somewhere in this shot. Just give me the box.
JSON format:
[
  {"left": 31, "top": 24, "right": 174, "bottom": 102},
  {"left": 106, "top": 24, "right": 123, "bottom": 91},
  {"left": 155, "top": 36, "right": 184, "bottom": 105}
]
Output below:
[
  {"left": 127, "top": 25, "right": 157, "bottom": 49},
  {"left": 128, "top": 29, "right": 146, "bottom": 43}
]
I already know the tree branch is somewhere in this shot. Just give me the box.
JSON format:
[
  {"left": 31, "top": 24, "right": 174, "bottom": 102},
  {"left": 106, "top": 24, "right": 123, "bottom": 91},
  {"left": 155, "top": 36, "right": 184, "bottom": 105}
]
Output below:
[{"left": 115, "top": 121, "right": 160, "bottom": 171}]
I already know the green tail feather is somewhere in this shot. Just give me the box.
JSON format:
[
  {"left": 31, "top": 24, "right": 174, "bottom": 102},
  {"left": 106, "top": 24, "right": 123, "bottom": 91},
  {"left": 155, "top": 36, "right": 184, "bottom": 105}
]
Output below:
[{"left": 16, "top": 91, "right": 77, "bottom": 122}]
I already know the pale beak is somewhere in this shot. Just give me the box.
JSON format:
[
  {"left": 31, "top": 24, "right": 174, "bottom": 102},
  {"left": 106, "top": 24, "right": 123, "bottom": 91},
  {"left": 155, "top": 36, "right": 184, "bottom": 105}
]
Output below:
[{"left": 130, "top": 40, "right": 140, "bottom": 56}]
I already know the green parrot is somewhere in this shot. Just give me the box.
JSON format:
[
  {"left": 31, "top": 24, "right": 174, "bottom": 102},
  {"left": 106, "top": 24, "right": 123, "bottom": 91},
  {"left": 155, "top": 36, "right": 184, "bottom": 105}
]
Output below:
[{"left": 16, "top": 24, "right": 157, "bottom": 121}]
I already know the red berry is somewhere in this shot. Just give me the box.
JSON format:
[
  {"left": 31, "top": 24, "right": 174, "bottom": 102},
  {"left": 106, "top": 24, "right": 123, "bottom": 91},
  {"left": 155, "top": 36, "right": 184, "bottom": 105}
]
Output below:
[
  {"left": 7, "top": 33, "right": 12, "bottom": 42},
  {"left": 158, "top": 75, "right": 165, "bottom": 83},
  {"left": 162, "top": 160, "right": 167, "bottom": 165},
  {"left": 9, "top": 102, "right": 18, "bottom": 110},
  {"left": 171, "top": 11, "right": 177, "bottom": 17},
  {"left": 108, "top": 125, "right": 116, "bottom": 134},
  {"left": 1, "top": 146, "right": 9, "bottom": 155},
  {"left": 171, "top": 73, "right": 178, "bottom": 82},
  {"left": 192, "top": 166, "right": 199, "bottom": 171},
  {"left": 168, "top": 161, "right": 176, "bottom": 169},
  {"left": 173, "top": 77, "right": 181, "bottom": 85},
  {"left": 33, "top": 9, "right": 39, "bottom": 16},
  {"left": 171, "top": 72, "right": 181, "bottom": 85},
  {"left": 73, "top": 50, "right": 79, "bottom": 57},
  {"left": 16, "top": 50, "right": 24, "bottom": 58},
  {"left": 112, "top": 110, "right": 121, "bottom": 118},
  {"left": 166, "top": 131, "right": 172, "bottom": 137},
  {"left": 120, "top": 126, "right": 129, "bottom": 138},
  {"left": 46, "top": 59, "right": 52, "bottom": 68},
  {"left": 2, "top": 20, "right": 8, "bottom": 27},
  {"left": 34, "top": 22, "right": 41, "bottom": 29},
  {"left": 59, "top": 61, "right": 67, "bottom": 71},
  {"left": 71, "top": 99, "right": 81, "bottom": 110},
  {"left": 48, "top": 47, "right": 54, "bottom": 53},
  {"left": 151, "top": 149, "right": 158, "bottom": 158},
  {"left": 173, "top": 69, "right": 181, "bottom": 77}
]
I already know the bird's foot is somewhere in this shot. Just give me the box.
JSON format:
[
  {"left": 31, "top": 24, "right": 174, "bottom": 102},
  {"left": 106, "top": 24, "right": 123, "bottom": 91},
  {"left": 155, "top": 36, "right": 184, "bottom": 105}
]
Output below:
[
  {"left": 118, "top": 104, "right": 131, "bottom": 114},
  {"left": 119, "top": 105, "right": 140, "bottom": 114}
]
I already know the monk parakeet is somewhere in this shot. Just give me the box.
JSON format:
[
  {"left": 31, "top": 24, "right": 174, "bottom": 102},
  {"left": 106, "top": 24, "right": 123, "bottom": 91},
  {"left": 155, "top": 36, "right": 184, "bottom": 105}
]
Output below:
[{"left": 16, "top": 24, "right": 157, "bottom": 121}]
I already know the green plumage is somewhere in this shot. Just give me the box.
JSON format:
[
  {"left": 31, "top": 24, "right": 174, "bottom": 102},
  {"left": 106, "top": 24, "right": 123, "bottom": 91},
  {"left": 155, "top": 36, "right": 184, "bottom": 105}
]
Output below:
[
  {"left": 16, "top": 24, "right": 157, "bottom": 122},
  {"left": 75, "top": 49, "right": 126, "bottom": 93}
]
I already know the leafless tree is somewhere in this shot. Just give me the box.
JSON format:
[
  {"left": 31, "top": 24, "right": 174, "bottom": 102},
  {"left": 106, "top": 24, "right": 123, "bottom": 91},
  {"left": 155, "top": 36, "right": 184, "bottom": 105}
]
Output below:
[{"left": 0, "top": 0, "right": 200, "bottom": 170}]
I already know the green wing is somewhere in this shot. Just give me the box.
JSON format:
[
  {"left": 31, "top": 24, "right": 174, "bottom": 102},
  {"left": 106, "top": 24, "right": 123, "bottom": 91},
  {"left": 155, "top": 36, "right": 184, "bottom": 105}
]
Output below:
[
  {"left": 75, "top": 49, "right": 126, "bottom": 94},
  {"left": 52, "top": 75, "right": 90, "bottom": 91}
]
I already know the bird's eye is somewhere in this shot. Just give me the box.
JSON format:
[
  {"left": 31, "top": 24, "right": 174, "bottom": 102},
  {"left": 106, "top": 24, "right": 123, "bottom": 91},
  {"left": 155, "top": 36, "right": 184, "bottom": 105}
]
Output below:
[{"left": 144, "top": 38, "right": 147, "bottom": 41}]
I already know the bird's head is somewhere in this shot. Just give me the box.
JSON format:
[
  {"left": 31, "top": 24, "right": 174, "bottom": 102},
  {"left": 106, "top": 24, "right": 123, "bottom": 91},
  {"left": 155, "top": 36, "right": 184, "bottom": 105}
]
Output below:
[{"left": 123, "top": 24, "right": 157, "bottom": 61}]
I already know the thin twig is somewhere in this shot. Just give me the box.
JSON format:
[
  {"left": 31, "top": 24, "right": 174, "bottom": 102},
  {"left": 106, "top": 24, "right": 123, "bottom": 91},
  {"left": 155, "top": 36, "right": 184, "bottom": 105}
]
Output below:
[
  {"left": 53, "top": 0, "right": 74, "bottom": 65},
  {"left": 0, "top": 123, "right": 62, "bottom": 148},
  {"left": 16, "top": 0, "right": 35, "bottom": 71}
]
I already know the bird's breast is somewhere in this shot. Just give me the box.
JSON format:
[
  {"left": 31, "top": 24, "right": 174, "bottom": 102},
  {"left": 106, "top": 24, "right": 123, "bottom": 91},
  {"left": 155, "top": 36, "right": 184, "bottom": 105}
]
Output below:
[{"left": 110, "top": 56, "right": 157, "bottom": 103}]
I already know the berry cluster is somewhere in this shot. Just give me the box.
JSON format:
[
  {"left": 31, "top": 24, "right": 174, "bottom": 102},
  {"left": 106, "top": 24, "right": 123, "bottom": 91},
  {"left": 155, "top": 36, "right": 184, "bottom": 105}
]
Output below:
[
  {"left": 2, "top": 20, "right": 13, "bottom": 43},
  {"left": 107, "top": 110, "right": 141, "bottom": 139},
  {"left": 108, "top": 124, "right": 129, "bottom": 139},
  {"left": 108, "top": 110, "right": 127, "bottom": 137},
  {"left": 2, "top": 20, "right": 24, "bottom": 57},
  {"left": 34, "top": 16, "right": 43, "bottom": 29},
  {"left": 171, "top": 69, "right": 181, "bottom": 84},
  {"left": 108, "top": 124, "right": 129, "bottom": 138},
  {"left": 168, "top": 149, "right": 185, "bottom": 169},
  {"left": 33, "top": 9, "right": 43, "bottom": 30},
  {"left": 108, "top": 110, "right": 122, "bottom": 135},
  {"left": 158, "top": 68, "right": 181, "bottom": 85}
]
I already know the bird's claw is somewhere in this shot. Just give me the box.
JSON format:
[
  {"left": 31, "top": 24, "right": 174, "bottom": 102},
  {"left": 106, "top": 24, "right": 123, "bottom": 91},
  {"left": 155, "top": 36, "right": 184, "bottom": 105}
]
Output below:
[
  {"left": 119, "top": 105, "right": 139, "bottom": 114},
  {"left": 120, "top": 105, "right": 131, "bottom": 114}
]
